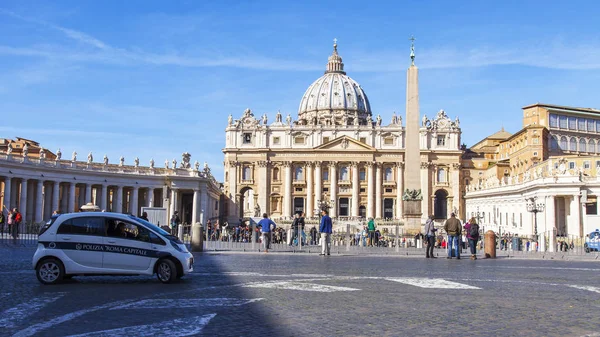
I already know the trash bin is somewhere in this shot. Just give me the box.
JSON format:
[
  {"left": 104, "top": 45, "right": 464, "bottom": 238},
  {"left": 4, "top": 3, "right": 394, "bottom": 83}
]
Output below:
[{"left": 511, "top": 237, "right": 522, "bottom": 251}]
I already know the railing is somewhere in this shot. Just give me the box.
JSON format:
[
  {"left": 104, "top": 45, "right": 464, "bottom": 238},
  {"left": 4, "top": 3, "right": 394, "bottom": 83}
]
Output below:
[{"left": 0, "top": 221, "right": 42, "bottom": 246}]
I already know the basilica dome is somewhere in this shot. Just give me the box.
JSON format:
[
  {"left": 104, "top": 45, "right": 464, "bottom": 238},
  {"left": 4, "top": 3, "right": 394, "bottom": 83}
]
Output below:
[{"left": 297, "top": 41, "right": 372, "bottom": 126}]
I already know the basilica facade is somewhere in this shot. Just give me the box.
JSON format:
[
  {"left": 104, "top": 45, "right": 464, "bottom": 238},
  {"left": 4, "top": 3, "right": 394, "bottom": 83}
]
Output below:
[{"left": 223, "top": 42, "right": 463, "bottom": 225}]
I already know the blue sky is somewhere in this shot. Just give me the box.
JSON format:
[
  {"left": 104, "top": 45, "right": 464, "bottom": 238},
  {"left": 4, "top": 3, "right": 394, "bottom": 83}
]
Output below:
[{"left": 1, "top": 0, "right": 600, "bottom": 180}]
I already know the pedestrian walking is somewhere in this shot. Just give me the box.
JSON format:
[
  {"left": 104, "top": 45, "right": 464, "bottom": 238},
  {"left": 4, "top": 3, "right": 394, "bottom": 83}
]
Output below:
[
  {"left": 290, "top": 213, "right": 300, "bottom": 246},
  {"left": 258, "top": 213, "right": 276, "bottom": 253},
  {"left": 367, "top": 218, "right": 376, "bottom": 246},
  {"left": 170, "top": 211, "right": 180, "bottom": 236},
  {"left": 424, "top": 215, "right": 437, "bottom": 258},
  {"left": 319, "top": 209, "right": 332, "bottom": 256},
  {"left": 464, "top": 217, "right": 480, "bottom": 260},
  {"left": 443, "top": 212, "right": 461, "bottom": 259}
]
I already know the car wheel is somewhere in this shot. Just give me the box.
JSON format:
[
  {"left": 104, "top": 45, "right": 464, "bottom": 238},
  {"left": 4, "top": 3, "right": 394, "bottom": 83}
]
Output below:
[
  {"left": 36, "top": 258, "right": 65, "bottom": 285},
  {"left": 156, "top": 259, "right": 177, "bottom": 284}
]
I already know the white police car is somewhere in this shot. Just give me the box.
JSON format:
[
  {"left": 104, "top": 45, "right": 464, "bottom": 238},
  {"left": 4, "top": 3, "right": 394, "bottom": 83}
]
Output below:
[
  {"left": 585, "top": 229, "right": 600, "bottom": 253},
  {"left": 33, "top": 212, "right": 194, "bottom": 285}
]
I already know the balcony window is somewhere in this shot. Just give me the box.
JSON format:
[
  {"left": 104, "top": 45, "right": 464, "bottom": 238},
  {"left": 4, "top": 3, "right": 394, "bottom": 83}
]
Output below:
[
  {"left": 568, "top": 117, "right": 576, "bottom": 130},
  {"left": 242, "top": 166, "right": 251, "bottom": 180},
  {"left": 578, "top": 118, "right": 586, "bottom": 131},
  {"left": 359, "top": 169, "right": 366, "bottom": 181},
  {"left": 560, "top": 136, "right": 568, "bottom": 150},
  {"left": 579, "top": 139, "right": 587, "bottom": 152},
  {"left": 339, "top": 166, "right": 349, "bottom": 181},
  {"left": 569, "top": 162, "right": 575, "bottom": 170},
  {"left": 243, "top": 133, "right": 252, "bottom": 144},
  {"left": 294, "top": 167, "right": 304, "bottom": 181},
  {"left": 437, "top": 135, "right": 446, "bottom": 146},
  {"left": 323, "top": 171, "right": 329, "bottom": 181},
  {"left": 569, "top": 137, "right": 577, "bottom": 151},
  {"left": 437, "top": 168, "right": 446, "bottom": 183},
  {"left": 584, "top": 161, "right": 591, "bottom": 169},
  {"left": 559, "top": 116, "right": 568, "bottom": 129},
  {"left": 294, "top": 137, "right": 305, "bottom": 145},
  {"left": 384, "top": 167, "right": 393, "bottom": 181},
  {"left": 384, "top": 137, "right": 394, "bottom": 145},
  {"left": 549, "top": 114, "right": 558, "bottom": 128},
  {"left": 272, "top": 167, "right": 279, "bottom": 181},
  {"left": 273, "top": 137, "right": 280, "bottom": 145},
  {"left": 588, "top": 119, "right": 595, "bottom": 132}
]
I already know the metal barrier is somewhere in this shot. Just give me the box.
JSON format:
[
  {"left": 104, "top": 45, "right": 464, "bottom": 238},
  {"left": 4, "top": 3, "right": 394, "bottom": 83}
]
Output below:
[{"left": 0, "top": 221, "right": 41, "bottom": 246}]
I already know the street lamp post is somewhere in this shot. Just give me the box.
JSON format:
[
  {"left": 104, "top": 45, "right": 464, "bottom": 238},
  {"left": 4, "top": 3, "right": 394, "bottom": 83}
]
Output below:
[{"left": 526, "top": 197, "right": 545, "bottom": 241}]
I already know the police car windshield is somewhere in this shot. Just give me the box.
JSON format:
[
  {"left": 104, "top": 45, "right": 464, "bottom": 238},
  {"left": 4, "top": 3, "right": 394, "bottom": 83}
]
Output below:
[{"left": 129, "top": 216, "right": 170, "bottom": 237}]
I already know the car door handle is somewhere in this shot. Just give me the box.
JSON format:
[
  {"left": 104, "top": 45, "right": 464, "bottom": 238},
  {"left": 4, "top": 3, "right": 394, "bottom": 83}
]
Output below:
[
  {"left": 107, "top": 240, "right": 116, "bottom": 244},
  {"left": 62, "top": 237, "right": 71, "bottom": 241}
]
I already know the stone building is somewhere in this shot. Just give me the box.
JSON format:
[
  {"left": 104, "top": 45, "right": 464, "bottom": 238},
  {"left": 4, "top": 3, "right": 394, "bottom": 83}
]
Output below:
[
  {"left": 223, "top": 41, "right": 463, "bottom": 228},
  {"left": 0, "top": 140, "right": 222, "bottom": 229},
  {"left": 464, "top": 103, "right": 600, "bottom": 239}
]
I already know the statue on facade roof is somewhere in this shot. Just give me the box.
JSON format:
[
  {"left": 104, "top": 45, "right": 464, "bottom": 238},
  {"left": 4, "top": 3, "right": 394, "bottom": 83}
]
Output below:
[
  {"left": 165, "top": 159, "right": 169, "bottom": 169},
  {"left": 243, "top": 108, "right": 253, "bottom": 118},
  {"left": 228, "top": 114, "right": 233, "bottom": 126},
  {"left": 134, "top": 157, "right": 139, "bottom": 168},
  {"left": 286, "top": 113, "right": 292, "bottom": 126},
  {"left": 376, "top": 114, "right": 382, "bottom": 126},
  {"left": 342, "top": 114, "right": 348, "bottom": 126},
  {"left": 172, "top": 158, "right": 177, "bottom": 169},
  {"left": 181, "top": 152, "right": 191, "bottom": 169},
  {"left": 391, "top": 112, "right": 397, "bottom": 125},
  {"left": 56, "top": 148, "right": 61, "bottom": 161},
  {"left": 262, "top": 113, "right": 268, "bottom": 125},
  {"left": 276, "top": 110, "right": 282, "bottom": 123},
  {"left": 87, "top": 152, "right": 93, "bottom": 164},
  {"left": 39, "top": 148, "right": 46, "bottom": 159},
  {"left": 455, "top": 116, "right": 460, "bottom": 128},
  {"left": 6, "top": 143, "right": 13, "bottom": 155},
  {"left": 103, "top": 155, "right": 109, "bottom": 165},
  {"left": 397, "top": 115, "right": 402, "bottom": 126},
  {"left": 72, "top": 151, "right": 77, "bottom": 162},
  {"left": 150, "top": 158, "right": 155, "bottom": 169},
  {"left": 119, "top": 156, "right": 124, "bottom": 167},
  {"left": 23, "top": 143, "right": 29, "bottom": 157},
  {"left": 194, "top": 160, "right": 200, "bottom": 171}
]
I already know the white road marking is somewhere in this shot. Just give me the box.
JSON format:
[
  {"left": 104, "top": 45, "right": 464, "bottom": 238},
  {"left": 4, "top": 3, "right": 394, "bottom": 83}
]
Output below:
[
  {"left": 478, "top": 266, "right": 600, "bottom": 272},
  {"left": 223, "top": 272, "right": 263, "bottom": 276},
  {"left": 386, "top": 278, "right": 481, "bottom": 290},
  {"left": 110, "top": 298, "right": 263, "bottom": 310},
  {"left": 12, "top": 299, "right": 136, "bottom": 337},
  {"left": 290, "top": 274, "right": 331, "bottom": 278},
  {"left": 65, "top": 314, "right": 216, "bottom": 337},
  {"left": 243, "top": 281, "right": 360, "bottom": 292},
  {"left": 568, "top": 285, "right": 600, "bottom": 294},
  {"left": 0, "top": 293, "right": 64, "bottom": 328}
]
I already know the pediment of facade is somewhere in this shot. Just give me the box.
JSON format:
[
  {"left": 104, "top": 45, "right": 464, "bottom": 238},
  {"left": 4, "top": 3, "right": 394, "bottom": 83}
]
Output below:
[{"left": 314, "top": 136, "right": 375, "bottom": 151}]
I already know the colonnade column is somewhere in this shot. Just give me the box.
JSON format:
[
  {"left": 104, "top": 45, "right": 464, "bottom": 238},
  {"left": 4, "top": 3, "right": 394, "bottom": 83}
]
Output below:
[
  {"left": 375, "top": 163, "right": 382, "bottom": 219},
  {"left": 569, "top": 195, "right": 581, "bottom": 236},
  {"left": 283, "top": 161, "right": 292, "bottom": 218},
  {"left": 169, "top": 188, "right": 178, "bottom": 220},
  {"left": 68, "top": 182, "right": 76, "bottom": 213},
  {"left": 544, "top": 196, "right": 555, "bottom": 236},
  {"left": 192, "top": 189, "right": 199, "bottom": 224},
  {"left": 199, "top": 185, "right": 208, "bottom": 227},
  {"left": 20, "top": 179, "right": 28, "bottom": 223},
  {"left": 258, "top": 161, "right": 269, "bottom": 215},
  {"left": 306, "top": 162, "right": 314, "bottom": 218},
  {"left": 451, "top": 163, "right": 461, "bottom": 215},
  {"left": 3, "top": 178, "right": 12, "bottom": 211},
  {"left": 396, "top": 162, "right": 404, "bottom": 218},
  {"left": 351, "top": 162, "right": 359, "bottom": 217},
  {"left": 148, "top": 188, "right": 155, "bottom": 207},
  {"left": 85, "top": 183, "right": 92, "bottom": 204},
  {"left": 314, "top": 162, "right": 322, "bottom": 212},
  {"left": 367, "top": 162, "right": 374, "bottom": 219},
  {"left": 52, "top": 181, "right": 60, "bottom": 213},
  {"left": 228, "top": 161, "right": 238, "bottom": 220},
  {"left": 131, "top": 186, "right": 139, "bottom": 216},
  {"left": 35, "top": 179, "right": 44, "bottom": 223},
  {"left": 329, "top": 162, "right": 337, "bottom": 218},
  {"left": 100, "top": 184, "right": 108, "bottom": 211},
  {"left": 116, "top": 185, "right": 123, "bottom": 213}
]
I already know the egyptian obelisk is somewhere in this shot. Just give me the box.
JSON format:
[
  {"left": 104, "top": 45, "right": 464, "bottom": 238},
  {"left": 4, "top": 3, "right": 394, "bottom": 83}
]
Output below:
[{"left": 403, "top": 36, "right": 423, "bottom": 232}]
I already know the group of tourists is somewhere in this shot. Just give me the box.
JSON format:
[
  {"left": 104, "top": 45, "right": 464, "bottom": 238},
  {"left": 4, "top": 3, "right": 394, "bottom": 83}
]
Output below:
[
  {"left": 0, "top": 205, "right": 23, "bottom": 239},
  {"left": 425, "top": 213, "right": 481, "bottom": 260}
]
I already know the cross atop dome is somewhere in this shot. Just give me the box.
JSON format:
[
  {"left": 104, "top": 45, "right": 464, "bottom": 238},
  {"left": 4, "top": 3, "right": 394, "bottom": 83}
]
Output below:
[{"left": 326, "top": 38, "right": 345, "bottom": 74}]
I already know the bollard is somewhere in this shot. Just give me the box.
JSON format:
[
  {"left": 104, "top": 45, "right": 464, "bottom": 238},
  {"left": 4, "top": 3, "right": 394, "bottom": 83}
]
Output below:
[
  {"left": 395, "top": 225, "right": 400, "bottom": 253},
  {"left": 416, "top": 238, "right": 422, "bottom": 249},
  {"left": 251, "top": 221, "right": 256, "bottom": 251},
  {"left": 346, "top": 224, "right": 351, "bottom": 251},
  {"left": 191, "top": 224, "right": 204, "bottom": 252},
  {"left": 178, "top": 224, "right": 184, "bottom": 242},
  {"left": 484, "top": 230, "right": 496, "bottom": 258}
]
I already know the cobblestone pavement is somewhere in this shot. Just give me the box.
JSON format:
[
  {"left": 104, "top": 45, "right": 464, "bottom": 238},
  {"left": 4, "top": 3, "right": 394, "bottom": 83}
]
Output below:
[{"left": 1, "top": 247, "right": 600, "bottom": 337}]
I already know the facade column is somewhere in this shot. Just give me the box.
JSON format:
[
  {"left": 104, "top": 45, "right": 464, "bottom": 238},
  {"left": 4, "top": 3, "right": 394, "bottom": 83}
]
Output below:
[
  {"left": 199, "top": 185, "right": 209, "bottom": 227},
  {"left": 116, "top": 185, "right": 123, "bottom": 213},
  {"left": 314, "top": 162, "right": 322, "bottom": 211},
  {"left": 52, "top": 181, "right": 60, "bottom": 213},
  {"left": 258, "top": 161, "right": 269, "bottom": 215},
  {"left": 131, "top": 186, "right": 139, "bottom": 216},
  {"left": 451, "top": 163, "right": 461, "bottom": 215},
  {"left": 329, "top": 162, "right": 337, "bottom": 218},
  {"left": 306, "top": 162, "right": 314, "bottom": 218},
  {"left": 367, "top": 162, "right": 374, "bottom": 219},
  {"left": 27, "top": 181, "right": 35, "bottom": 222},
  {"left": 20, "top": 179, "right": 28, "bottom": 224},
  {"left": 569, "top": 195, "right": 581, "bottom": 236},
  {"left": 2, "top": 177, "right": 11, "bottom": 212},
  {"left": 35, "top": 179, "right": 44, "bottom": 223},
  {"left": 544, "top": 196, "right": 556, "bottom": 236},
  {"left": 85, "top": 183, "right": 92, "bottom": 204},
  {"left": 68, "top": 182, "right": 76, "bottom": 213},
  {"left": 283, "top": 161, "right": 292, "bottom": 218},
  {"left": 100, "top": 184, "right": 108, "bottom": 211},
  {"left": 420, "top": 162, "right": 430, "bottom": 219},
  {"left": 228, "top": 161, "right": 238, "bottom": 221},
  {"left": 351, "top": 162, "right": 359, "bottom": 217},
  {"left": 169, "top": 188, "right": 178, "bottom": 220},
  {"left": 396, "top": 162, "right": 404, "bottom": 218},
  {"left": 375, "top": 163, "right": 382, "bottom": 219},
  {"left": 192, "top": 189, "right": 200, "bottom": 224}
]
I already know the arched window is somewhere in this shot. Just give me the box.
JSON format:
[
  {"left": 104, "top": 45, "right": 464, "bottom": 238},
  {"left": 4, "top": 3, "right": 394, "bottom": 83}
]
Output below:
[
  {"left": 273, "top": 167, "right": 279, "bottom": 181},
  {"left": 437, "top": 168, "right": 446, "bottom": 183},
  {"left": 384, "top": 167, "right": 393, "bottom": 181},
  {"left": 560, "top": 136, "right": 568, "bottom": 150},
  {"left": 569, "top": 137, "right": 577, "bottom": 151},
  {"left": 242, "top": 166, "right": 252, "bottom": 180},
  {"left": 579, "top": 139, "right": 587, "bottom": 152},
  {"left": 339, "top": 166, "right": 349, "bottom": 181},
  {"left": 294, "top": 167, "right": 303, "bottom": 181},
  {"left": 550, "top": 136, "right": 559, "bottom": 151},
  {"left": 592, "top": 140, "right": 598, "bottom": 154}
]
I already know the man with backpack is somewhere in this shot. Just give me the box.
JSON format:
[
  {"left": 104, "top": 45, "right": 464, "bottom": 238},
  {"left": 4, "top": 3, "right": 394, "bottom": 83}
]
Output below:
[
  {"left": 443, "top": 212, "right": 462, "bottom": 259},
  {"left": 464, "top": 216, "right": 480, "bottom": 260}
]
